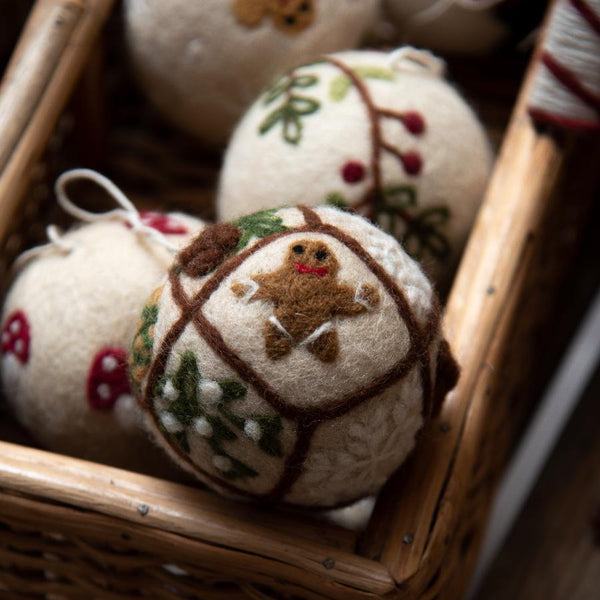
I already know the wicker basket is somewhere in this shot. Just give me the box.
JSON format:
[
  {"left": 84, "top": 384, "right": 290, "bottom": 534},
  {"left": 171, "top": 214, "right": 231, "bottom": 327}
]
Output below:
[{"left": 0, "top": 1, "right": 599, "bottom": 598}]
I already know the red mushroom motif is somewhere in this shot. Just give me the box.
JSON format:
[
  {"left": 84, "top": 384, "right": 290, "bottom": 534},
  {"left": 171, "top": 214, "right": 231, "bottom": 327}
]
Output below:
[
  {"left": 87, "top": 347, "right": 132, "bottom": 411},
  {"left": 1, "top": 311, "right": 31, "bottom": 364},
  {"left": 139, "top": 211, "right": 188, "bottom": 235}
]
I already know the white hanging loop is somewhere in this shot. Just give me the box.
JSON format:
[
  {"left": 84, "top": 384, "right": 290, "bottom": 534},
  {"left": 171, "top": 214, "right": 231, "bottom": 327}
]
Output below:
[
  {"left": 13, "top": 169, "right": 181, "bottom": 272},
  {"left": 389, "top": 46, "right": 446, "bottom": 78},
  {"left": 412, "top": 0, "right": 503, "bottom": 25},
  {"left": 13, "top": 224, "right": 74, "bottom": 271},
  {"left": 55, "top": 168, "right": 179, "bottom": 253}
]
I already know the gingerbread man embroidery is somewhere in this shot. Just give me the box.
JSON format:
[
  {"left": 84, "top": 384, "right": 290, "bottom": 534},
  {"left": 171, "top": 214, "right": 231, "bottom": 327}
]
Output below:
[
  {"left": 233, "top": 0, "right": 315, "bottom": 34},
  {"left": 231, "top": 239, "right": 380, "bottom": 363}
]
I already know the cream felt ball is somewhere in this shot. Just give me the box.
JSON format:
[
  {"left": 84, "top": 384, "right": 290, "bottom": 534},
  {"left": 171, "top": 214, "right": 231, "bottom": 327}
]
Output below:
[
  {"left": 217, "top": 48, "right": 493, "bottom": 282},
  {"left": 383, "top": 0, "right": 508, "bottom": 55},
  {"left": 131, "top": 205, "right": 459, "bottom": 507},
  {"left": 382, "top": 0, "right": 546, "bottom": 55},
  {"left": 123, "top": 0, "right": 380, "bottom": 147},
  {"left": 0, "top": 171, "right": 206, "bottom": 474}
]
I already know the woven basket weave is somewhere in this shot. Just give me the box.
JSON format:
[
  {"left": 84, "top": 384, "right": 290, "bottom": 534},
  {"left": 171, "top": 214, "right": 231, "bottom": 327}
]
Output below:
[{"left": 0, "top": 1, "right": 599, "bottom": 598}]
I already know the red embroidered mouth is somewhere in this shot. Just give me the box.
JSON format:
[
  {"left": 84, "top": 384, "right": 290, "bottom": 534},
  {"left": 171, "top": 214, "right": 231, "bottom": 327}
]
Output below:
[{"left": 295, "top": 262, "right": 329, "bottom": 277}]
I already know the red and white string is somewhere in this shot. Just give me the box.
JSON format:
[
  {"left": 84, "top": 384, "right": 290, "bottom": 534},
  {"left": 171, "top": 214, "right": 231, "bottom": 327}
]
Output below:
[{"left": 529, "top": 0, "right": 600, "bottom": 131}]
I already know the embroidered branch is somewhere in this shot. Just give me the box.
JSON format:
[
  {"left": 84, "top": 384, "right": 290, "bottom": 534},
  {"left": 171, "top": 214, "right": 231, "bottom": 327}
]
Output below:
[
  {"left": 259, "top": 69, "right": 320, "bottom": 144},
  {"left": 325, "top": 57, "right": 451, "bottom": 262},
  {"left": 157, "top": 351, "right": 283, "bottom": 481}
]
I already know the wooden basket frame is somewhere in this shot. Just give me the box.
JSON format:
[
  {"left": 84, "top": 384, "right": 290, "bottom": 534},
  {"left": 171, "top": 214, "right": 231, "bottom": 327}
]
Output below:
[{"left": 0, "top": 1, "right": 585, "bottom": 598}]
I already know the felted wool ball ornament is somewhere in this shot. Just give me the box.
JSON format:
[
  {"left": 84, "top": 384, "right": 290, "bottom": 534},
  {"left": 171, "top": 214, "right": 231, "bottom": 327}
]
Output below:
[
  {"left": 123, "top": 0, "right": 380, "bottom": 147},
  {"left": 217, "top": 48, "right": 493, "bottom": 282},
  {"left": 131, "top": 205, "right": 459, "bottom": 506},
  {"left": 383, "top": 0, "right": 546, "bottom": 55},
  {"left": 1, "top": 170, "right": 206, "bottom": 474}
]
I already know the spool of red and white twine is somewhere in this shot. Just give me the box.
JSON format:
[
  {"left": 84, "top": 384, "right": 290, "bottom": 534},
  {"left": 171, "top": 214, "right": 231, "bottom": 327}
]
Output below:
[{"left": 528, "top": 0, "right": 600, "bottom": 131}]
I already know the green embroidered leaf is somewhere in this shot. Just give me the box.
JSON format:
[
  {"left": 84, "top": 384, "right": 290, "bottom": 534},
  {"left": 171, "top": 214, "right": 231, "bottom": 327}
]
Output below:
[
  {"left": 263, "top": 76, "right": 291, "bottom": 105},
  {"left": 206, "top": 415, "right": 237, "bottom": 442},
  {"left": 258, "top": 70, "right": 320, "bottom": 145},
  {"left": 254, "top": 415, "right": 284, "bottom": 457},
  {"left": 330, "top": 77, "right": 352, "bottom": 102},
  {"left": 175, "top": 431, "right": 190, "bottom": 454},
  {"left": 289, "top": 96, "right": 319, "bottom": 115},
  {"left": 293, "top": 74, "right": 318, "bottom": 88},
  {"left": 259, "top": 107, "right": 285, "bottom": 136},
  {"left": 403, "top": 206, "right": 451, "bottom": 261},
  {"left": 158, "top": 353, "right": 286, "bottom": 481},
  {"left": 259, "top": 435, "right": 283, "bottom": 457},
  {"left": 221, "top": 455, "right": 259, "bottom": 481},
  {"left": 330, "top": 65, "right": 395, "bottom": 101},
  {"left": 219, "top": 380, "right": 247, "bottom": 401},
  {"left": 326, "top": 192, "right": 348, "bottom": 208},
  {"left": 383, "top": 185, "right": 417, "bottom": 211},
  {"left": 282, "top": 113, "right": 302, "bottom": 144},
  {"left": 130, "top": 302, "right": 159, "bottom": 389},
  {"left": 164, "top": 351, "right": 202, "bottom": 427},
  {"left": 233, "top": 209, "right": 288, "bottom": 250}
]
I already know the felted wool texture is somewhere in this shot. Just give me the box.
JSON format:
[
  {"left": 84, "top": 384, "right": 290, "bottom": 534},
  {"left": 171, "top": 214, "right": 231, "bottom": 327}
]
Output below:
[
  {"left": 133, "top": 205, "right": 457, "bottom": 506},
  {"left": 217, "top": 49, "right": 493, "bottom": 283},
  {"left": 383, "top": 0, "right": 508, "bottom": 55},
  {"left": 1, "top": 213, "right": 205, "bottom": 476},
  {"left": 123, "top": 0, "right": 380, "bottom": 148}
]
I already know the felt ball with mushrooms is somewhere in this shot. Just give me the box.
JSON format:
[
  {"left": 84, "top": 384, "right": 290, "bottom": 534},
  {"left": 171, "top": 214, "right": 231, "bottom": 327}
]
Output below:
[
  {"left": 1, "top": 175, "right": 206, "bottom": 474},
  {"left": 131, "top": 206, "right": 459, "bottom": 507}
]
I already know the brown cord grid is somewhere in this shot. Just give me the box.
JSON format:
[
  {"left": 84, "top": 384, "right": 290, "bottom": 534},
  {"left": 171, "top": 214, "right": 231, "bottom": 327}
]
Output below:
[{"left": 142, "top": 207, "right": 439, "bottom": 503}]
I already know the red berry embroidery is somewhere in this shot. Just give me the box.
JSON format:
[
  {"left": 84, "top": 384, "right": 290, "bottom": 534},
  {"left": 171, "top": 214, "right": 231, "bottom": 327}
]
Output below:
[
  {"left": 1, "top": 311, "right": 31, "bottom": 364},
  {"left": 402, "top": 112, "right": 425, "bottom": 135},
  {"left": 401, "top": 152, "right": 423, "bottom": 176},
  {"left": 87, "top": 348, "right": 131, "bottom": 410},
  {"left": 341, "top": 161, "right": 366, "bottom": 184},
  {"left": 139, "top": 211, "right": 188, "bottom": 235}
]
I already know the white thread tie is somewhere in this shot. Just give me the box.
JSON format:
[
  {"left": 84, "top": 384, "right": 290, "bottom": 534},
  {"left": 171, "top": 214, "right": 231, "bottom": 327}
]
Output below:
[
  {"left": 55, "top": 168, "right": 180, "bottom": 253},
  {"left": 388, "top": 46, "right": 446, "bottom": 78}
]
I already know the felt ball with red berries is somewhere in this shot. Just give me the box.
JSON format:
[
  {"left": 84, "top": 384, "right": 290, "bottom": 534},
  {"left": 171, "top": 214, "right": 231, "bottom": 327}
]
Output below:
[
  {"left": 217, "top": 48, "right": 493, "bottom": 282},
  {"left": 0, "top": 170, "right": 206, "bottom": 474}
]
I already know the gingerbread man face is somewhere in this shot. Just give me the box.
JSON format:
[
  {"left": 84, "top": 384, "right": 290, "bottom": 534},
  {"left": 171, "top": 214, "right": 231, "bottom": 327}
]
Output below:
[
  {"left": 234, "top": 0, "right": 315, "bottom": 34},
  {"left": 232, "top": 238, "right": 380, "bottom": 363},
  {"left": 286, "top": 239, "right": 339, "bottom": 280}
]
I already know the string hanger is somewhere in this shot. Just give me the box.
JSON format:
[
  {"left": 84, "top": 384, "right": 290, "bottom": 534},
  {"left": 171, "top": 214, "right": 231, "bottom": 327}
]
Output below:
[
  {"left": 388, "top": 46, "right": 446, "bottom": 78},
  {"left": 14, "top": 168, "right": 180, "bottom": 271}
]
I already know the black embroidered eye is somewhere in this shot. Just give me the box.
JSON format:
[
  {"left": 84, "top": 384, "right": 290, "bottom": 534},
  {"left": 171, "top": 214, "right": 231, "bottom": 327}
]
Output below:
[
  {"left": 293, "top": 244, "right": 304, "bottom": 254},
  {"left": 315, "top": 249, "right": 328, "bottom": 261},
  {"left": 300, "top": 2, "right": 310, "bottom": 12},
  {"left": 284, "top": 15, "right": 296, "bottom": 25}
]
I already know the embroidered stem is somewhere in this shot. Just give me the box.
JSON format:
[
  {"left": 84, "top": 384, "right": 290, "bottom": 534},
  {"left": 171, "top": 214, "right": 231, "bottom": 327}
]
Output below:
[{"left": 324, "top": 57, "right": 451, "bottom": 261}]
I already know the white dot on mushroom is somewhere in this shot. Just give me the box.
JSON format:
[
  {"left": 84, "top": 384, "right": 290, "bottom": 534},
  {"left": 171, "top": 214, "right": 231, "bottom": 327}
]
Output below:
[
  {"left": 14, "top": 340, "right": 24, "bottom": 354},
  {"left": 9, "top": 321, "right": 20, "bottom": 334},
  {"left": 97, "top": 383, "right": 112, "bottom": 400},
  {"left": 102, "top": 355, "right": 118, "bottom": 372}
]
